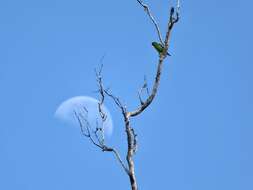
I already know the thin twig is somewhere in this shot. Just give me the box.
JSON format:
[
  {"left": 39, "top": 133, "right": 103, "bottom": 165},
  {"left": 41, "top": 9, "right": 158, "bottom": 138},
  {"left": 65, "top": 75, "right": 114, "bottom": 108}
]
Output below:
[
  {"left": 112, "top": 149, "right": 130, "bottom": 175},
  {"left": 74, "top": 107, "right": 129, "bottom": 175},
  {"left": 136, "top": 0, "right": 164, "bottom": 45},
  {"left": 138, "top": 75, "right": 149, "bottom": 105}
]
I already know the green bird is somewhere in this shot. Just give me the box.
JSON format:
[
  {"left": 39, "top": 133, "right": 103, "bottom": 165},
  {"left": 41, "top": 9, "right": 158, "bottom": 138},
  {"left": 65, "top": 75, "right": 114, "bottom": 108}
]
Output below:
[{"left": 152, "top": 42, "right": 171, "bottom": 56}]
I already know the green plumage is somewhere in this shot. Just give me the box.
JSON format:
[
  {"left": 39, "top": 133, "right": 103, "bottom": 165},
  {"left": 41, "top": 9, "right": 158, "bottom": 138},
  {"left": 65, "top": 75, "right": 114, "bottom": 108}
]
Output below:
[{"left": 152, "top": 42, "right": 171, "bottom": 56}]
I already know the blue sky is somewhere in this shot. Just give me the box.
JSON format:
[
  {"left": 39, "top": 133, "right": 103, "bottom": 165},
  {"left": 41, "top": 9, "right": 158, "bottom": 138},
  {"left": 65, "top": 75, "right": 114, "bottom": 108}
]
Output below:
[{"left": 0, "top": 0, "right": 252, "bottom": 189}]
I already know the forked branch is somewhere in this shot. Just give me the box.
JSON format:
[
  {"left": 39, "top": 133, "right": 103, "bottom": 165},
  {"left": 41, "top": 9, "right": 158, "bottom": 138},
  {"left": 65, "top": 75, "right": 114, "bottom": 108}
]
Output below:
[
  {"left": 94, "top": 65, "right": 138, "bottom": 190},
  {"left": 128, "top": 0, "right": 180, "bottom": 118},
  {"left": 74, "top": 69, "right": 129, "bottom": 175}
]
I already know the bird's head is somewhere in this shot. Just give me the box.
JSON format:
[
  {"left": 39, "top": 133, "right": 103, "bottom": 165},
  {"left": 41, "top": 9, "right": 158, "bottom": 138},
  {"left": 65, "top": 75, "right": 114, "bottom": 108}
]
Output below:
[{"left": 152, "top": 42, "right": 157, "bottom": 46}]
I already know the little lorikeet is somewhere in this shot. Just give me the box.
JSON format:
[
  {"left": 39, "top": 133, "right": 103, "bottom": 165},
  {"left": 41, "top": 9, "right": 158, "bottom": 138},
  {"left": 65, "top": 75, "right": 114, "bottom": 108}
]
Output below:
[{"left": 152, "top": 42, "right": 171, "bottom": 56}]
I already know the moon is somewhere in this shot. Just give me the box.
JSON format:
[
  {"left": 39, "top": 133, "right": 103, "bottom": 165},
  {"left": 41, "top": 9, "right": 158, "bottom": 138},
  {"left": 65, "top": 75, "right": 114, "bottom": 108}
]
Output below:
[{"left": 55, "top": 96, "right": 113, "bottom": 137}]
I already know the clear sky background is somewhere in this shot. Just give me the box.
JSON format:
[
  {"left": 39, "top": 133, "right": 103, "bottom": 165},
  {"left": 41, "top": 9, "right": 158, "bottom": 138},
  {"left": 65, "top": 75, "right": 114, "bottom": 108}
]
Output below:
[{"left": 0, "top": 0, "right": 252, "bottom": 189}]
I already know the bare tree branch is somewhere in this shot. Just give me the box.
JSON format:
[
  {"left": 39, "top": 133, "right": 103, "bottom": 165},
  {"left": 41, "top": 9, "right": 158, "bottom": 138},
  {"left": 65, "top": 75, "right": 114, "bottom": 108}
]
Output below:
[
  {"left": 128, "top": 1, "right": 180, "bottom": 118},
  {"left": 136, "top": 0, "right": 164, "bottom": 45},
  {"left": 74, "top": 107, "right": 130, "bottom": 175},
  {"left": 94, "top": 64, "right": 139, "bottom": 190},
  {"left": 95, "top": 64, "right": 107, "bottom": 122},
  {"left": 104, "top": 89, "right": 127, "bottom": 115},
  {"left": 73, "top": 66, "right": 131, "bottom": 175},
  {"left": 138, "top": 75, "right": 149, "bottom": 105}
]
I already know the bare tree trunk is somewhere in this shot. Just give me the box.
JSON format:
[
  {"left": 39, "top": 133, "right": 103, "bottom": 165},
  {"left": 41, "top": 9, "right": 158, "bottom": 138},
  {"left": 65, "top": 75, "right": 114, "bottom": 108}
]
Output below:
[
  {"left": 73, "top": 1, "right": 180, "bottom": 190},
  {"left": 125, "top": 116, "right": 138, "bottom": 190}
]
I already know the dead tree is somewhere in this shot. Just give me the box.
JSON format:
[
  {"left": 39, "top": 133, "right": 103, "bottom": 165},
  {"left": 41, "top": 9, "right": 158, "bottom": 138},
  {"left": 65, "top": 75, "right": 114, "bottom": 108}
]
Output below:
[{"left": 74, "top": 1, "right": 180, "bottom": 190}]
